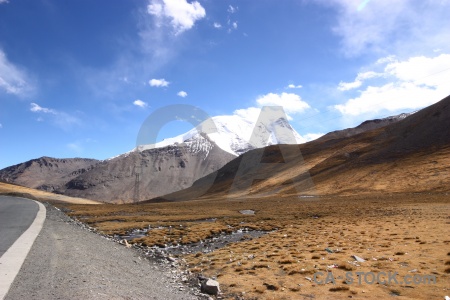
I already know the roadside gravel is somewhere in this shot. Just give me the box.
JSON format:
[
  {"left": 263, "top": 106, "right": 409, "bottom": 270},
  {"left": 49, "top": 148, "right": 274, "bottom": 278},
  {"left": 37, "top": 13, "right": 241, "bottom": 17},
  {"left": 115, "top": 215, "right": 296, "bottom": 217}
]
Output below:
[{"left": 6, "top": 203, "right": 203, "bottom": 300}]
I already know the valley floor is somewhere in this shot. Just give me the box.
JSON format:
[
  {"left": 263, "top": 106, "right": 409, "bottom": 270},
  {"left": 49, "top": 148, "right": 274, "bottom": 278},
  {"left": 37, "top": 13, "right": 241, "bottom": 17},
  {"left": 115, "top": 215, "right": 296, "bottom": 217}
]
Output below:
[{"left": 59, "top": 193, "right": 450, "bottom": 300}]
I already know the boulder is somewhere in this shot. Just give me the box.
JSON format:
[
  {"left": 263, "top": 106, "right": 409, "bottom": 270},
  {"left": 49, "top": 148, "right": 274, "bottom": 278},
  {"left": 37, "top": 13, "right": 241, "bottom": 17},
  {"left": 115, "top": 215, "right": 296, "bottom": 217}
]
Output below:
[{"left": 201, "top": 279, "right": 220, "bottom": 296}]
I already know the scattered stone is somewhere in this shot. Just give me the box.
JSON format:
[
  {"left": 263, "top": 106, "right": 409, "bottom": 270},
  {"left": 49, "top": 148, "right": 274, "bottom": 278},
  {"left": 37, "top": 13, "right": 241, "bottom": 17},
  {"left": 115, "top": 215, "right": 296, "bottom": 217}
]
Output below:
[
  {"left": 239, "top": 210, "right": 255, "bottom": 215},
  {"left": 263, "top": 283, "right": 278, "bottom": 291},
  {"left": 123, "top": 239, "right": 132, "bottom": 248},
  {"left": 352, "top": 255, "right": 366, "bottom": 262},
  {"left": 200, "top": 279, "right": 220, "bottom": 296}
]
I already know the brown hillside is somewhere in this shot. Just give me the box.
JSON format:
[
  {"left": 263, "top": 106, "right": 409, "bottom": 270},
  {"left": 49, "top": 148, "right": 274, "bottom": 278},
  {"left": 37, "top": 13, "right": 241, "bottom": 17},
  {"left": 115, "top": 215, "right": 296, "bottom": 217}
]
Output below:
[{"left": 149, "top": 95, "right": 450, "bottom": 201}]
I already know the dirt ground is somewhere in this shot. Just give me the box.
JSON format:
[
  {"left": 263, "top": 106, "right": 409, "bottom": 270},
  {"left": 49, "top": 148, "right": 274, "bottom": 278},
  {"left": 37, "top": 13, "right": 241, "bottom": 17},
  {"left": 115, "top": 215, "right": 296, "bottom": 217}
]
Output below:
[{"left": 61, "top": 193, "right": 450, "bottom": 299}]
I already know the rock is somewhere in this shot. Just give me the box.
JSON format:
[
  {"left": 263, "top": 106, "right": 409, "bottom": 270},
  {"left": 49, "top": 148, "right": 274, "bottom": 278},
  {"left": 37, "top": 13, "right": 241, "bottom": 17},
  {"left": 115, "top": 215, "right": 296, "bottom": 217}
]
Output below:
[
  {"left": 200, "top": 279, "right": 220, "bottom": 296},
  {"left": 352, "top": 255, "right": 365, "bottom": 262}
]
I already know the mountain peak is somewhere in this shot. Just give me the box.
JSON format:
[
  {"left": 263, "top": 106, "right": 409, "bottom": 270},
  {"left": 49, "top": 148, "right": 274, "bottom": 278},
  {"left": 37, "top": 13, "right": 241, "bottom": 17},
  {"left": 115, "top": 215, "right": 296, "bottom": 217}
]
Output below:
[{"left": 135, "top": 113, "right": 304, "bottom": 157}]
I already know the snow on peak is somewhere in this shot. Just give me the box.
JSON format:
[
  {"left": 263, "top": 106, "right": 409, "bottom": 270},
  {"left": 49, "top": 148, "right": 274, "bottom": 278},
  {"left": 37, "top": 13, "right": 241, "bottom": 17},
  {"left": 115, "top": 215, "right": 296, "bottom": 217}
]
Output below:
[{"left": 134, "top": 113, "right": 304, "bottom": 157}]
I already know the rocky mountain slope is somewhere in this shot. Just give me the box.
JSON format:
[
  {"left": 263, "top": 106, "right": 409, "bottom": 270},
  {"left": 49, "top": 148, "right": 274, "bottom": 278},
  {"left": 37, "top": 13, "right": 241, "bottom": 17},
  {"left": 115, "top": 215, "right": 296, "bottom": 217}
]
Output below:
[
  {"left": 316, "top": 112, "right": 414, "bottom": 142},
  {"left": 59, "top": 135, "right": 235, "bottom": 203},
  {"left": 150, "top": 95, "right": 450, "bottom": 201},
  {"left": 0, "top": 113, "right": 305, "bottom": 203},
  {"left": 0, "top": 157, "right": 99, "bottom": 192},
  {"left": 0, "top": 108, "right": 426, "bottom": 203}
]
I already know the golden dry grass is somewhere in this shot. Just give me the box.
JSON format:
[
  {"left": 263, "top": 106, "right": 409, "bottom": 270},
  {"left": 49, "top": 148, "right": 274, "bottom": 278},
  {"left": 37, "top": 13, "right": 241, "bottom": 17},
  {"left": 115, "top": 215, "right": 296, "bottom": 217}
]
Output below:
[
  {"left": 60, "top": 193, "right": 450, "bottom": 299},
  {"left": 0, "top": 182, "right": 101, "bottom": 204}
]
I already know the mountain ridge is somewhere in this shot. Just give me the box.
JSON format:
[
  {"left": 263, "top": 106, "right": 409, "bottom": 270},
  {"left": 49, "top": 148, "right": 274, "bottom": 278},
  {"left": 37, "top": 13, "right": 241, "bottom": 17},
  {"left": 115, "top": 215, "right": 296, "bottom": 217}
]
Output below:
[
  {"left": 0, "top": 109, "right": 425, "bottom": 202},
  {"left": 148, "top": 95, "right": 450, "bottom": 202}
]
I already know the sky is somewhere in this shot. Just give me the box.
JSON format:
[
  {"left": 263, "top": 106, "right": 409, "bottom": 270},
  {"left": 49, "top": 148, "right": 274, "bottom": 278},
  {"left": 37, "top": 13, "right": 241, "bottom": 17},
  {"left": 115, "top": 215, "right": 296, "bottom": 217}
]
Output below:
[{"left": 1, "top": 0, "right": 450, "bottom": 169}]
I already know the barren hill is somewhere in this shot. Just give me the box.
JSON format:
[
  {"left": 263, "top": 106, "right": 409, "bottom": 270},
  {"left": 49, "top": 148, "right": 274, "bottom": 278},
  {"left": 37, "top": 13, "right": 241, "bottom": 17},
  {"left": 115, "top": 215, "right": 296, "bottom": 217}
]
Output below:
[
  {"left": 151, "top": 95, "right": 450, "bottom": 201},
  {"left": 0, "top": 157, "right": 99, "bottom": 192},
  {"left": 59, "top": 135, "right": 235, "bottom": 203},
  {"left": 316, "top": 112, "right": 413, "bottom": 142}
]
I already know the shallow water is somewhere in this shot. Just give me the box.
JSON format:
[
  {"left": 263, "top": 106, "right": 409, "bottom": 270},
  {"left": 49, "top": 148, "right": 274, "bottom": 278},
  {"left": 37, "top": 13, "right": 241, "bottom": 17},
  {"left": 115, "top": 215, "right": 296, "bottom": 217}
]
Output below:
[{"left": 154, "top": 228, "right": 269, "bottom": 256}]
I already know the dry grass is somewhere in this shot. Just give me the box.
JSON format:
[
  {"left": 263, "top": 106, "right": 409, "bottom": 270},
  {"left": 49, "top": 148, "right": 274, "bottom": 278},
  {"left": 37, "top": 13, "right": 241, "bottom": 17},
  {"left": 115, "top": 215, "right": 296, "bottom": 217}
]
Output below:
[
  {"left": 0, "top": 182, "right": 100, "bottom": 204},
  {"left": 56, "top": 193, "right": 450, "bottom": 300}
]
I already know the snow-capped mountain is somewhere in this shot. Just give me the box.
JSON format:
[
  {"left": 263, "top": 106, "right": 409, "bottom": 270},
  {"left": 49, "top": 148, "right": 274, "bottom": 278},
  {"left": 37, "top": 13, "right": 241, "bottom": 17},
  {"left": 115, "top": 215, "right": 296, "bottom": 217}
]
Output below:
[
  {"left": 136, "top": 114, "right": 305, "bottom": 157},
  {"left": 0, "top": 110, "right": 418, "bottom": 203}
]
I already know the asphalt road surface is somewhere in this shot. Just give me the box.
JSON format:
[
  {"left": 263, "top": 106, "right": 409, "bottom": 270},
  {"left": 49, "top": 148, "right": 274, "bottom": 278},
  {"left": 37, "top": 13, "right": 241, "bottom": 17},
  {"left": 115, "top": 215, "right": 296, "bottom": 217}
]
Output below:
[
  {"left": 0, "top": 196, "right": 38, "bottom": 257},
  {"left": 4, "top": 202, "right": 201, "bottom": 300}
]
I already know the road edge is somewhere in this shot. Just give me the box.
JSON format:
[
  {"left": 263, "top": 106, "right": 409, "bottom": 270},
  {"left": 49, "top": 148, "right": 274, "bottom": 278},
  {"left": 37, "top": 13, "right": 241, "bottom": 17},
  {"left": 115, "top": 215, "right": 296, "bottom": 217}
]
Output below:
[{"left": 0, "top": 199, "right": 46, "bottom": 300}]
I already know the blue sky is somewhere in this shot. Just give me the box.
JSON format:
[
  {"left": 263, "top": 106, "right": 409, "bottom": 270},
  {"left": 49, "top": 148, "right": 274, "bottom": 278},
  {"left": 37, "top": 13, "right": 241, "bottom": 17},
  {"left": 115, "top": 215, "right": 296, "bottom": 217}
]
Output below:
[{"left": 1, "top": 0, "right": 450, "bottom": 169}]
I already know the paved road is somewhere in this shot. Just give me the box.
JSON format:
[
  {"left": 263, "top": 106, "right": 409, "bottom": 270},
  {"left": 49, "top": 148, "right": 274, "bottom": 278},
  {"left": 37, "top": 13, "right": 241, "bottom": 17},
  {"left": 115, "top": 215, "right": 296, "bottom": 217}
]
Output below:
[
  {"left": 0, "top": 196, "right": 39, "bottom": 257},
  {"left": 5, "top": 203, "right": 200, "bottom": 300}
]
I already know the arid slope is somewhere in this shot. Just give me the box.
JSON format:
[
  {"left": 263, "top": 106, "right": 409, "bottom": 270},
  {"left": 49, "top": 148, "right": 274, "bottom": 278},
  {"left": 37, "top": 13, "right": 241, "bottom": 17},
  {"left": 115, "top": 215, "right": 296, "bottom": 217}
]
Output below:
[{"left": 152, "top": 95, "right": 450, "bottom": 201}]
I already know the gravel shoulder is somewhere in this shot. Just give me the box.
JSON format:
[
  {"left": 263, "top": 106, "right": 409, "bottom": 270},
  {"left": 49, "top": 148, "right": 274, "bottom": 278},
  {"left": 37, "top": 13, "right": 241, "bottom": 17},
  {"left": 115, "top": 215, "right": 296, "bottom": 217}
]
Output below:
[{"left": 5, "top": 203, "right": 201, "bottom": 300}]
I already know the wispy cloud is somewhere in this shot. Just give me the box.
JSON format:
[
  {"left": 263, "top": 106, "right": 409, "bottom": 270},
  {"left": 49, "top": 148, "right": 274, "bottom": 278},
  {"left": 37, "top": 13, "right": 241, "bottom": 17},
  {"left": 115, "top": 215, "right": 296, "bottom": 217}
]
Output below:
[
  {"left": 213, "top": 22, "right": 222, "bottom": 29},
  {"left": 322, "top": 0, "right": 450, "bottom": 57},
  {"left": 149, "top": 78, "right": 170, "bottom": 87},
  {"left": 227, "top": 5, "right": 237, "bottom": 13},
  {"left": 0, "top": 0, "right": 9, "bottom": 4},
  {"left": 133, "top": 99, "right": 148, "bottom": 108},
  {"left": 83, "top": 1, "right": 205, "bottom": 101},
  {"left": 338, "top": 71, "right": 383, "bottom": 91},
  {"left": 177, "top": 90, "right": 187, "bottom": 97},
  {"left": 0, "top": 49, "right": 34, "bottom": 97},
  {"left": 287, "top": 84, "right": 303, "bottom": 89},
  {"left": 0, "top": 123, "right": 3, "bottom": 129},
  {"left": 30, "top": 103, "right": 57, "bottom": 114},
  {"left": 335, "top": 53, "right": 450, "bottom": 116},
  {"left": 147, "top": 0, "right": 206, "bottom": 35},
  {"left": 30, "top": 102, "right": 82, "bottom": 130}
]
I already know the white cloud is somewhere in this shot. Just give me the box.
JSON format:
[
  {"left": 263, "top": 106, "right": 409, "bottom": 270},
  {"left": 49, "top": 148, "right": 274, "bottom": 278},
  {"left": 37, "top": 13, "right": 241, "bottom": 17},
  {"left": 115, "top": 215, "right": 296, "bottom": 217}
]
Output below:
[
  {"left": 0, "top": 49, "right": 33, "bottom": 96},
  {"left": 0, "top": 123, "right": 2, "bottom": 129},
  {"left": 287, "top": 84, "right": 303, "bottom": 89},
  {"left": 177, "top": 90, "right": 187, "bottom": 97},
  {"left": 232, "top": 22, "right": 238, "bottom": 29},
  {"left": 149, "top": 78, "right": 170, "bottom": 87},
  {"left": 147, "top": 0, "right": 206, "bottom": 35},
  {"left": 256, "top": 92, "right": 310, "bottom": 115},
  {"left": 335, "top": 53, "right": 450, "bottom": 116},
  {"left": 133, "top": 99, "right": 148, "bottom": 108},
  {"left": 323, "top": 0, "right": 450, "bottom": 57},
  {"left": 0, "top": 0, "right": 9, "bottom": 4},
  {"left": 384, "top": 54, "right": 450, "bottom": 87},
  {"left": 30, "top": 103, "right": 81, "bottom": 130},
  {"left": 230, "top": 92, "right": 320, "bottom": 144},
  {"left": 337, "top": 80, "right": 362, "bottom": 91},
  {"left": 213, "top": 22, "right": 222, "bottom": 29},
  {"left": 228, "top": 5, "right": 237, "bottom": 13},
  {"left": 338, "top": 71, "right": 383, "bottom": 91},
  {"left": 234, "top": 107, "right": 261, "bottom": 122},
  {"left": 30, "top": 103, "right": 56, "bottom": 114},
  {"left": 234, "top": 92, "right": 311, "bottom": 122}
]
